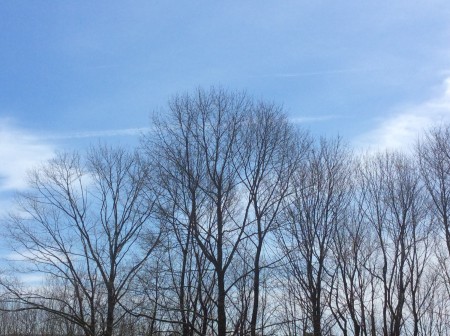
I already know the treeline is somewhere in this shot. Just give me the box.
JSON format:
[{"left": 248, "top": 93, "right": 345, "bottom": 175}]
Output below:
[{"left": 1, "top": 88, "right": 450, "bottom": 336}]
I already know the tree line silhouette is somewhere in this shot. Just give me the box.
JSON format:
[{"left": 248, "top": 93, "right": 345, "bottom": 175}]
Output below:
[{"left": 1, "top": 88, "right": 450, "bottom": 336}]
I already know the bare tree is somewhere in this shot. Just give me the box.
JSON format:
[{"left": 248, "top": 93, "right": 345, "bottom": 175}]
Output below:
[
  {"left": 144, "top": 87, "right": 303, "bottom": 336},
  {"left": 0, "top": 145, "right": 159, "bottom": 336},
  {"left": 418, "top": 125, "right": 450, "bottom": 256},
  {"left": 415, "top": 125, "right": 450, "bottom": 334},
  {"left": 143, "top": 89, "right": 219, "bottom": 336},
  {"left": 5, "top": 91, "right": 450, "bottom": 336},
  {"left": 329, "top": 196, "right": 375, "bottom": 336},
  {"left": 278, "top": 137, "right": 352, "bottom": 336},
  {"left": 235, "top": 101, "right": 307, "bottom": 336},
  {"left": 144, "top": 87, "right": 256, "bottom": 336},
  {"left": 357, "top": 151, "right": 429, "bottom": 336}
]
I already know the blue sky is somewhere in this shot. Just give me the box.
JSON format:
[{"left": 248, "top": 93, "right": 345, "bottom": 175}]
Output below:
[{"left": 1, "top": 1, "right": 450, "bottom": 195}]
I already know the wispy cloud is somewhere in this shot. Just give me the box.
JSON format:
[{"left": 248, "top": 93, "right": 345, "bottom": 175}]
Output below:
[
  {"left": 290, "top": 115, "right": 339, "bottom": 124},
  {"left": 0, "top": 119, "right": 55, "bottom": 191},
  {"left": 41, "top": 127, "right": 152, "bottom": 140},
  {"left": 6, "top": 250, "right": 67, "bottom": 265},
  {"left": 272, "top": 67, "right": 383, "bottom": 78},
  {"left": 355, "top": 77, "right": 450, "bottom": 152}
]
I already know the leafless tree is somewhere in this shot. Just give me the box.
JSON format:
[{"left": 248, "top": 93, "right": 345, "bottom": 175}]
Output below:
[
  {"left": 235, "top": 101, "right": 308, "bottom": 336},
  {"left": 329, "top": 193, "right": 375, "bottom": 336},
  {"left": 144, "top": 87, "right": 304, "bottom": 336},
  {"left": 0, "top": 145, "right": 159, "bottom": 336},
  {"left": 144, "top": 87, "right": 256, "bottom": 336},
  {"left": 278, "top": 137, "right": 352, "bottom": 336},
  {"left": 5, "top": 91, "right": 450, "bottom": 336},
  {"left": 357, "top": 151, "right": 430, "bottom": 336},
  {"left": 415, "top": 125, "right": 450, "bottom": 334},
  {"left": 143, "top": 90, "right": 218, "bottom": 336},
  {"left": 418, "top": 125, "right": 450, "bottom": 257}
]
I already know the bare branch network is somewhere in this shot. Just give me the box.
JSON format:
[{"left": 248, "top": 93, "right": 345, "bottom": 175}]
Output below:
[{"left": 1, "top": 87, "right": 450, "bottom": 336}]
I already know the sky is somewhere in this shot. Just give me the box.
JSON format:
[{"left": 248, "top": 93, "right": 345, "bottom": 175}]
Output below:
[{"left": 1, "top": 1, "right": 450, "bottom": 197}]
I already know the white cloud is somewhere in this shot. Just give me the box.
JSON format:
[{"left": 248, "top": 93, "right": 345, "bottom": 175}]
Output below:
[
  {"left": 0, "top": 120, "right": 151, "bottom": 193},
  {"left": 18, "top": 273, "right": 46, "bottom": 285},
  {"left": 355, "top": 77, "right": 450, "bottom": 152},
  {"left": 0, "top": 119, "right": 55, "bottom": 191}
]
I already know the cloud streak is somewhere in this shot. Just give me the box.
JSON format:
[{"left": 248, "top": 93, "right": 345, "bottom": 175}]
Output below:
[
  {"left": 290, "top": 115, "right": 339, "bottom": 124},
  {"left": 355, "top": 77, "right": 450, "bottom": 152},
  {"left": 41, "top": 127, "right": 152, "bottom": 140},
  {"left": 272, "top": 67, "right": 384, "bottom": 78}
]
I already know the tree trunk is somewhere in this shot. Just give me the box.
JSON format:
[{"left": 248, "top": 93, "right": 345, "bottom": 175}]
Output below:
[
  {"left": 250, "top": 240, "right": 262, "bottom": 336},
  {"left": 217, "top": 270, "right": 227, "bottom": 336}
]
